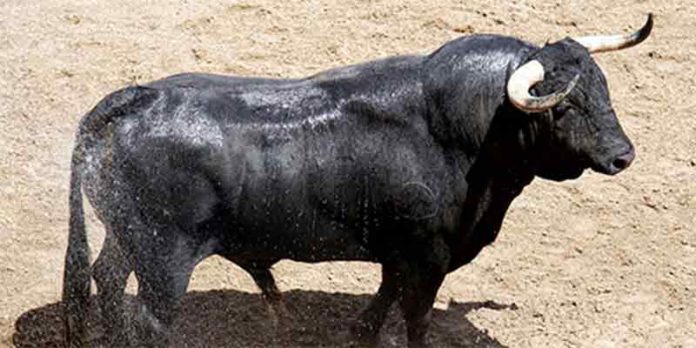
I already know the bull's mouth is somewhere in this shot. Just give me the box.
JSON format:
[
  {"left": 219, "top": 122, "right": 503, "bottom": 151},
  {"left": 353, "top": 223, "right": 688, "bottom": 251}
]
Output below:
[{"left": 537, "top": 164, "right": 586, "bottom": 181}]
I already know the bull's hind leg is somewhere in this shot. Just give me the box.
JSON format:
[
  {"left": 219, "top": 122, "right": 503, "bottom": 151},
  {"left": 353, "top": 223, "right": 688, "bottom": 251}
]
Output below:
[
  {"left": 235, "top": 261, "right": 291, "bottom": 339},
  {"left": 92, "top": 228, "right": 132, "bottom": 347},
  {"left": 238, "top": 263, "right": 287, "bottom": 314},
  {"left": 130, "top": 229, "right": 207, "bottom": 347}
]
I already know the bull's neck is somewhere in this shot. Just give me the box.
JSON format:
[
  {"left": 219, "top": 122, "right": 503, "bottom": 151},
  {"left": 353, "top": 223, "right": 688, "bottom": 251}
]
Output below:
[
  {"left": 444, "top": 109, "right": 541, "bottom": 269},
  {"left": 420, "top": 36, "right": 545, "bottom": 180}
]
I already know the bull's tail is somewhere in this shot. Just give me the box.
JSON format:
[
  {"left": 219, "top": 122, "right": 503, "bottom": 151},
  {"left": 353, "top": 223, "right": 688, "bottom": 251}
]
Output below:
[
  {"left": 62, "top": 85, "right": 160, "bottom": 347},
  {"left": 62, "top": 140, "right": 90, "bottom": 348}
]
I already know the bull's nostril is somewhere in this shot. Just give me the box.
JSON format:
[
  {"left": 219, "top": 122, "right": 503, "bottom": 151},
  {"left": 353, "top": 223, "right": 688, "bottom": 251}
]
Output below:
[
  {"left": 612, "top": 149, "right": 635, "bottom": 171},
  {"left": 613, "top": 157, "right": 629, "bottom": 170}
]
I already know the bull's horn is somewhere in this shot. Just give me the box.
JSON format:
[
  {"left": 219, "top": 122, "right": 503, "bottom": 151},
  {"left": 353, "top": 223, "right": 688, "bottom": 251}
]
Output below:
[
  {"left": 573, "top": 14, "right": 653, "bottom": 54},
  {"left": 507, "top": 60, "right": 579, "bottom": 113}
]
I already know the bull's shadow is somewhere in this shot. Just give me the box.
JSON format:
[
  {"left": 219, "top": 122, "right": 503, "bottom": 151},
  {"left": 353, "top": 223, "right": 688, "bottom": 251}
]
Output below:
[{"left": 14, "top": 289, "right": 513, "bottom": 347}]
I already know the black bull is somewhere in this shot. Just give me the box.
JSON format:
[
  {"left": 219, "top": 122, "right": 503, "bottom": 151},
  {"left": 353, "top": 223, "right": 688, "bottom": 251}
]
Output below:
[{"left": 63, "top": 15, "right": 653, "bottom": 347}]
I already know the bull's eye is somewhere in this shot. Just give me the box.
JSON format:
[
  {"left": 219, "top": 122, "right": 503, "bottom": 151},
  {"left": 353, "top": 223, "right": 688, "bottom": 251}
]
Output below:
[{"left": 553, "top": 102, "right": 572, "bottom": 119}]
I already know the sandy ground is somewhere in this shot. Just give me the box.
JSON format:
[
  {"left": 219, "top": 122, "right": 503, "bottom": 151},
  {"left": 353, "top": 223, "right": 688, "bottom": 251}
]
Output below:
[{"left": 1, "top": 0, "right": 695, "bottom": 347}]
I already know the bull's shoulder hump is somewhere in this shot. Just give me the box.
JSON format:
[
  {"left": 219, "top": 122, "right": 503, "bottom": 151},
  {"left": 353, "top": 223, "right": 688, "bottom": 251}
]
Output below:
[{"left": 428, "top": 34, "right": 537, "bottom": 60}]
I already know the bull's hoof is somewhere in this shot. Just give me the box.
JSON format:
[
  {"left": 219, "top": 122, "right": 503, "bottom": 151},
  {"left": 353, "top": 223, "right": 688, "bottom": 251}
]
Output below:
[{"left": 347, "top": 320, "right": 379, "bottom": 348}]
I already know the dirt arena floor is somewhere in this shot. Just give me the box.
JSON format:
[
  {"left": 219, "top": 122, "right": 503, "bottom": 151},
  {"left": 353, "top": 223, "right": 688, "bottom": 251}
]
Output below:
[{"left": 1, "top": 0, "right": 694, "bottom": 346}]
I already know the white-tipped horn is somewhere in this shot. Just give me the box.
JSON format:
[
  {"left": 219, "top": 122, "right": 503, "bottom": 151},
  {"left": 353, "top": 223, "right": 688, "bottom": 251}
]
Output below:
[
  {"left": 507, "top": 60, "right": 579, "bottom": 113},
  {"left": 573, "top": 14, "right": 653, "bottom": 54}
]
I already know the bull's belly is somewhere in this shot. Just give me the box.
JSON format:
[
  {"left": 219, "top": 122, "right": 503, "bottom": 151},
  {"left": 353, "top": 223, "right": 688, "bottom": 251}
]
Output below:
[
  {"left": 216, "top": 212, "right": 375, "bottom": 263},
  {"left": 220, "top": 227, "right": 376, "bottom": 262}
]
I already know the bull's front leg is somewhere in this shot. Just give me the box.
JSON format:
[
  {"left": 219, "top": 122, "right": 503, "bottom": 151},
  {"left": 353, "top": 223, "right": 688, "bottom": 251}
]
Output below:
[
  {"left": 398, "top": 262, "right": 446, "bottom": 348},
  {"left": 350, "top": 264, "right": 400, "bottom": 347},
  {"left": 352, "top": 244, "right": 448, "bottom": 347},
  {"left": 396, "top": 233, "right": 450, "bottom": 348}
]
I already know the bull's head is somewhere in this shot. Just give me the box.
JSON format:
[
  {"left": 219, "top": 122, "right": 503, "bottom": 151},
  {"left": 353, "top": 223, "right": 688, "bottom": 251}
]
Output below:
[{"left": 506, "top": 14, "right": 653, "bottom": 180}]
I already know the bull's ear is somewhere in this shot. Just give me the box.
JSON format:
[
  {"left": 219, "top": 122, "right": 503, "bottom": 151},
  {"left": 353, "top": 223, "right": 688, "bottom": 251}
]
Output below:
[
  {"left": 507, "top": 60, "right": 579, "bottom": 113},
  {"left": 572, "top": 14, "right": 653, "bottom": 54}
]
